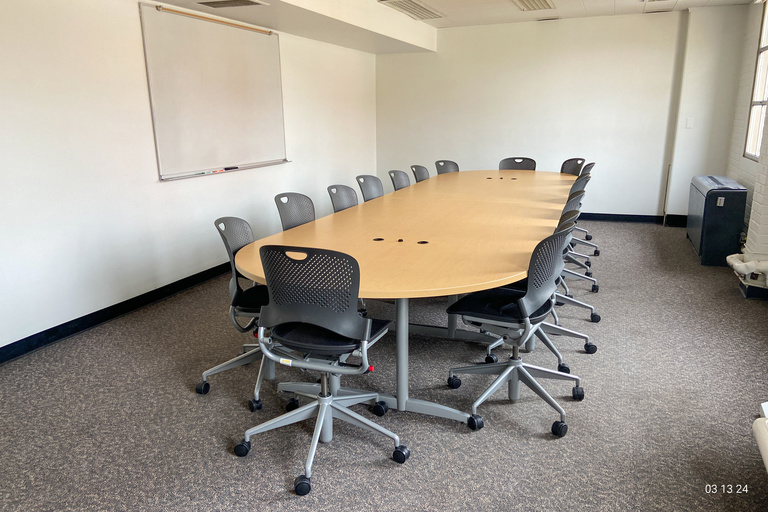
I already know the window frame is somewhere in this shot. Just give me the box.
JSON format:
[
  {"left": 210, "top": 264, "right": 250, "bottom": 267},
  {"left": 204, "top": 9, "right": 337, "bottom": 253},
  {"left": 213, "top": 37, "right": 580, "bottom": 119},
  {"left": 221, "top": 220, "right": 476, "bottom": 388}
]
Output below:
[{"left": 745, "top": 3, "right": 768, "bottom": 162}]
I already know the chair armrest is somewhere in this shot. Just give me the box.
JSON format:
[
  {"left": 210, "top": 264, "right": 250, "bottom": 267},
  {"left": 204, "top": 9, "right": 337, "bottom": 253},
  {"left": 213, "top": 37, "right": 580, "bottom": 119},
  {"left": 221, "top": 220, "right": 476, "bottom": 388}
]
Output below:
[{"left": 256, "top": 326, "right": 373, "bottom": 376}]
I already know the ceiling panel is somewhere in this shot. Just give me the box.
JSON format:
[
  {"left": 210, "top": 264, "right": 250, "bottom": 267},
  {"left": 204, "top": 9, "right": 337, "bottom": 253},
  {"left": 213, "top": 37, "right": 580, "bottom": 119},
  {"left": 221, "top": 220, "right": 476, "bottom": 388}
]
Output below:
[{"left": 149, "top": 0, "right": 755, "bottom": 55}]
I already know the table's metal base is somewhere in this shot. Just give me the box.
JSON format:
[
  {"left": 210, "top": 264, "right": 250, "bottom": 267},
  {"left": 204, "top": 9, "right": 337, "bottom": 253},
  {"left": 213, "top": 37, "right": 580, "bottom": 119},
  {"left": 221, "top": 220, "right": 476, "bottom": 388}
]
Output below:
[{"left": 393, "top": 298, "right": 495, "bottom": 426}]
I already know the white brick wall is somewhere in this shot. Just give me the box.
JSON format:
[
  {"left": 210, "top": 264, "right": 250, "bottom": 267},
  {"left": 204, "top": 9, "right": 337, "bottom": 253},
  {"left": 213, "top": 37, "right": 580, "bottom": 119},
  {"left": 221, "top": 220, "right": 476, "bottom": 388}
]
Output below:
[
  {"left": 727, "top": 4, "right": 764, "bottom": 225},
  {"left": 729, "top": 4, "right": 768, "bottom": 263},
  {"left": 746, "top": 163, "right": 768, "bottom": 260}
]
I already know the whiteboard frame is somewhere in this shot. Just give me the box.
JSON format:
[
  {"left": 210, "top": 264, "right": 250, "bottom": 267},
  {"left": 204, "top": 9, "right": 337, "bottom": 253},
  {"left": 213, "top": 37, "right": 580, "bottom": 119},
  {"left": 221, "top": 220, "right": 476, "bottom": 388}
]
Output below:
[{"left": 139, "top": 4, "right": 288, "bottom": 181}]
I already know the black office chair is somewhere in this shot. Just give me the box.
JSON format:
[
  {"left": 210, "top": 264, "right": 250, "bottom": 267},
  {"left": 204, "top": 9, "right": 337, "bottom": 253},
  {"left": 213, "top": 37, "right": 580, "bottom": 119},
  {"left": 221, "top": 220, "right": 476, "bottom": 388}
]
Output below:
[
  {"left": 356, "top": 174, "right": 384, "bottom": 202},
  {"left": 445, "top": 225, "right": 584, "bottom": 437},
  {"left": 274, "top": 193, "right": 315, "bottom": 231},
  {"left": 565, "top": 174, "right": 600, "bottom": 257},
  {"left": 568, "top": 163, "right": 600, "bottom": 254},
  {"left": 435, "top": 160, "right": 459, "bottom": 174},
  {"left": 411, "top": 164, "right": 430, "bottom": 183},
  {"left": 482, "top": 210, "right": 598, "bottom": 368},
  {"left": 552, "top": 194, "right": 601, "bottom": 324},
  {"left": 558, "top": 190, "right": 599, "bottom": 293},
  {"left": 327, "top": 184, "right": 359, "bottom": 213},
  {"left": 195, "top": 217, "right": 270, "bottom": 395},
  {"left": 560, "top": 158, "right": 585, "bottom": 176},
  {"left": 499, "top": 157, "right": 536, "bottom": 170},
  {"left": 234, "top": 245, "right": 410, "bottom": 495},
  {"left": 389, "top": 170, "right": 411, "bottom": 191}
]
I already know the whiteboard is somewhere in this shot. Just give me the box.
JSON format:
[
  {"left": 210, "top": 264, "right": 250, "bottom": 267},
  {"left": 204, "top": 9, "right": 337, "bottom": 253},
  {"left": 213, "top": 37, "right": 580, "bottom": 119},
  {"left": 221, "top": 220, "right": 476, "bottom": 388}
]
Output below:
[{"left": 139, "top": 4, "right": 287, "bottom": 180}]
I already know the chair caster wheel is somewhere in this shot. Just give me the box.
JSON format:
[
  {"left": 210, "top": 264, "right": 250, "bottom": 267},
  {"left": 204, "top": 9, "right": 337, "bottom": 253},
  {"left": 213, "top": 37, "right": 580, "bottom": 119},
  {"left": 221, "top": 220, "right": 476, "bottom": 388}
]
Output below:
[
  {"left": 234, "top": 440, "right": 251, "bottom": 457},
  {"left": 195, "top": 381, "right": 210, "bottom": 395},
  {"left": 566, "top": 294, "right": 573, "bottom": 298},
  {"left": 572, "top": 386, "right": 585, "bottom": 401},
  {"left": 286, "top": 398, "right": 300, "bottom": 412},
  {"left": 593, "top": 249, "right": 600, "bottom": 256},
  {"left": 294, "top": 475, "right": 311, "bottom": 496},
  {"left": 248, "top": 399, "right": 262, "bottom": 411},
  {"left": 585, "top": 271, "right": 593, "bottom": 277},
  {"left": 372, "top": 401, "right": 389, "bottom": 417},
  {"left": 584, "top": 343, "right": 597, "bottom": 354},
  {"left": 447, "top": 376, "right": 461, "bottom": 389},
  {"left": 552, "top": 421, "right": 568, "bottom": 437},
  {"left": 393, "top": 445, "right": 410, "bottom": 464},
  {"left": 591, "top": 284, "right": 599, "bottom": 293},
  {"left": 485, "top": 353, "right": 498, "bottom": 364},
  {"left": 585, "top": 260, "right": 591, "bottom": 267},
  {"left": 555, "top": 301, "right": 564, "bottom": 307},
  {"left": 590, "top": 313, "right": 601, "bottom": 323},
  {"left": 585, "top": 234, "right": 593, "bottom": 241},
  {"left": 557, "top": 363, "right": 570, "bottom": 374},
  {"left": 467, "top": 414, "right": 484, "bottom": 431}
]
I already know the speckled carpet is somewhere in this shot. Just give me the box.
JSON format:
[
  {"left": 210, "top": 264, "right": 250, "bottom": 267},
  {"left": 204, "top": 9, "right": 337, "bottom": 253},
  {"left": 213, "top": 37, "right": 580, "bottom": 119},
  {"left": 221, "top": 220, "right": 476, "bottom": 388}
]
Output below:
[{"left": 2, "top": 221, "right": 768, "bottom": 511}]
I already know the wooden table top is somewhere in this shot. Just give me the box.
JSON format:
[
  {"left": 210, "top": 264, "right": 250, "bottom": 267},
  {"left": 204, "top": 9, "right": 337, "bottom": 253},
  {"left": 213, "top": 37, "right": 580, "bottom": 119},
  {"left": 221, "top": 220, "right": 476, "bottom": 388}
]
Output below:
[{"left": 236, "top": 170, "right": 575, "bottom": 299}]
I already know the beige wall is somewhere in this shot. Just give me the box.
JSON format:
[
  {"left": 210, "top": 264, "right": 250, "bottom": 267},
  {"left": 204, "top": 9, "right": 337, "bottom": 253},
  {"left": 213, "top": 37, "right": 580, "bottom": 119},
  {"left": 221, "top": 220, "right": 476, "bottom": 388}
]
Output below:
[
  {"left": 376, "top": 13, "right": 684, "bottom": 215},
  {"left": 665, "top": 6, "right": 748, "bottom": 216},
  {"left": 0, "top": 0, "right": 377, "bottom": 346}
]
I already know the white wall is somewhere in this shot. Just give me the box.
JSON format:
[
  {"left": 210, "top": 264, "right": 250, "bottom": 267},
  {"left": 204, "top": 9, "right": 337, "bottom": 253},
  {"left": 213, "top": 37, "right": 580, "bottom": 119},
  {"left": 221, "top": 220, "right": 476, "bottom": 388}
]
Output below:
[
  {"left": 665, "top": 6, "right": 748, "bottom": 216},
  {"left": 375, "top": 14, "right": 683, "bottom": 215},
  {"left": 0, "top": 0, "right": 377, "bottom": 347}
]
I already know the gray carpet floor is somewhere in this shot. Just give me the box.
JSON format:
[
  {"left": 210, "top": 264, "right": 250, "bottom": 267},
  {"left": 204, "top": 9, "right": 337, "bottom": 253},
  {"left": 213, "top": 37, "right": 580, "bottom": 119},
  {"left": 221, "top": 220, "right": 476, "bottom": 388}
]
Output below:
[{"left": 2, "top": 221, "right": 768, "bottom": 511}]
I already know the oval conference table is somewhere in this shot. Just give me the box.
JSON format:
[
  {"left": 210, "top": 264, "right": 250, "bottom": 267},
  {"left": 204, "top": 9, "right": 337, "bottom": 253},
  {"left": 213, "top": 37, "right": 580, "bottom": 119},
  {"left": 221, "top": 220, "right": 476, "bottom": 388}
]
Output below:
[{"left": 235, "top": 169, "right": 576, "bottom": 428}]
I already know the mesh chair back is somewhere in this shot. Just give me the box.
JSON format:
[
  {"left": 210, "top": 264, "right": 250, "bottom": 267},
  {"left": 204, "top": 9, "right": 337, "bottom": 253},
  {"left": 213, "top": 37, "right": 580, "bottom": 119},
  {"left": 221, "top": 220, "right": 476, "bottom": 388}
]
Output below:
[
  {"left": 258, "top": 245, "right": 369, "bottom": 340},
  {"left": 560, "top": 158, "right": 585, "bottom": 176},
  {"left": 563, "top": 190, "right": 586, "bottom": 215},
  {"left": 569, "top": 174, "right": 591, "bottom": 195},
  {"left": 411, "top": 165, "right": 430, "bottom": 183},
  {"left": 519, "top": 224, "right": 574, "bottom": 317},
  {"left": 327, "top": 184, "right": 358, "bottom": 213},
  {"left": 558, "top": 209, "right": 580, "bottom": 228},
  {"left": 435, "top": 160, "right": 460, "bottom": 174},
  {"left": 580, "top": 162, "right": 595, "bottom": 176},
  {"left": 214, "top": 216, "right": 254, "bottom": 300},
  {"left": 356, "top": 175, "right": 384, "bottom": 202},
  {"left": 499, "top": 157, "right": 536, "bottom": 170},
  {"left": 275, "top": 193, "right": 315, "bottom": 231},
  {"left": 389, "top": 170, "right": 411, "bottom": 191}
]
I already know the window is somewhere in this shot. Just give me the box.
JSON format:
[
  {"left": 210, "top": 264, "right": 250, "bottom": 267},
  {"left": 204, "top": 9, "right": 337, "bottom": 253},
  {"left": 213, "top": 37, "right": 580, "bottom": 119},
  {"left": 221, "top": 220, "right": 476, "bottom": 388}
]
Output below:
[{"left": 746, "top": 4, "right": 768, "bottom": 161}]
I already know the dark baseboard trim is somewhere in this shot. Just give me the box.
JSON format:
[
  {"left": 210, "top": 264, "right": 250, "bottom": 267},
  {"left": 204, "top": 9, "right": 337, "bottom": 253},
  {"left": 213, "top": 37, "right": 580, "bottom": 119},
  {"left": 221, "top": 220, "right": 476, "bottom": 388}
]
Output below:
[
  {"left": 664, "top": 214, "right": 687, "bottom": 228},
  {"left": 0, "top": 263, "right": 230, "bottom": 366},
  {"left": 580, "top": 213, "right": 663, "bottom": 224}
]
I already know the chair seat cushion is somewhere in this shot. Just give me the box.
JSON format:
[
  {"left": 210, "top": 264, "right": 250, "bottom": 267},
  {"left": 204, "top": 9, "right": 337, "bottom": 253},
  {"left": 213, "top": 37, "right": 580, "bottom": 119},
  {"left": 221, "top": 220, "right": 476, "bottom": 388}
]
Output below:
[
  {"left": 234, "top": 285, "right": 269, "bottom": 313},
  {"left": 447, "top": 287, "right": 551, "bottom": 324},
  {"left": 272, "top": 318, "right": 390, "bottom": 357}
]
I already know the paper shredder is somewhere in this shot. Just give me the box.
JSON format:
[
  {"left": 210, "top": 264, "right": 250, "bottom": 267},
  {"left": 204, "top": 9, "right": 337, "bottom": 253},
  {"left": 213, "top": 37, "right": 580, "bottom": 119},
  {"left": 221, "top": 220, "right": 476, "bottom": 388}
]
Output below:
[{"left": 687, "top": 175, "right": 746, "bottom": 266}]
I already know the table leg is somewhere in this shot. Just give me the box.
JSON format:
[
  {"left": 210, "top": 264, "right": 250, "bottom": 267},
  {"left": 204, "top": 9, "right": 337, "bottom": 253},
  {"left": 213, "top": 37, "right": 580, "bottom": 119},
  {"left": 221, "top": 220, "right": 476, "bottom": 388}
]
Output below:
[
  {"left": 389, "top": 297, "right": 478, "bottom": 426},
  {"left": 396, "top": 297, "right": 409, "bottom": 411}
]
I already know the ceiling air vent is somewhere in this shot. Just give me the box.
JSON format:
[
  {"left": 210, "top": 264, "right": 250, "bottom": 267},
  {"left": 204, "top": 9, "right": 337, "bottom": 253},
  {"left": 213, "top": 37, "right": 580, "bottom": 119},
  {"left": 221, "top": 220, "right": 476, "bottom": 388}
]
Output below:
[
  {"left": 511, "top": 0, "right": 555, "bottom": 11},
  {"left": 198, "top": 0, "right": 268, "bottom": 8},
  {"left": 378, "top": 0, "right": 443, "bottom": 20}
]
